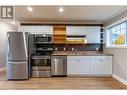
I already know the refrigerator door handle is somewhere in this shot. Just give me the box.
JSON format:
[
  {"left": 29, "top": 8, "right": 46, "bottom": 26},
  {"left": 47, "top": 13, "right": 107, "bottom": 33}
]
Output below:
[
  {"left": 7, "top": 34, "right": 10, "bottom": 58},
  {"left": 23, "top": 32, "right": 28, "bottom": 58},
  {"left": 8, "top": 61, "right": 27, "bottom": 65}
]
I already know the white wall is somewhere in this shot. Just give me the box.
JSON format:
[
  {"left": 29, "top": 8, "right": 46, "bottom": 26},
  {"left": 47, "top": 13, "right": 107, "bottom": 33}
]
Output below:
[
  {"left": 104, "top": 48, "right": 127, "bottom": 80},
  {"left": 104, "top": 9, "right": 127, "bottom": 82},
  {"left": 104, "top": 10, "right": 127, "bottom": 27},
  {"left": 0, "top": 22, "right": 18, "bottom": 69}
]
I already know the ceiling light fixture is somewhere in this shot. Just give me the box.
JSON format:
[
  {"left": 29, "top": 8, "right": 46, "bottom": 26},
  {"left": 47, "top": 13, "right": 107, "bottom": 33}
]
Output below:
[
  {"left": 27, "top": 7, "right": 33, "bottom": 12},
  {"left": 59, "top": 7, "right": 64, "bottom": 12}
]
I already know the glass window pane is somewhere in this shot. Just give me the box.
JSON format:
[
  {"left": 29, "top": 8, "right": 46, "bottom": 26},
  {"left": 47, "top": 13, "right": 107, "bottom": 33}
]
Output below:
[
  {"left": 121, "top": 29, "right": 126, "bottom": 34},
  {"left": 108, "top": 21, "right": 127, "bottom": 46},
  {"left": 121, "top": 22, "right": 126, "bottom": 29},
  {"left": 113, "top": 30, "right": 126, "bottom": 45},
  {"left": 116, "top": 25, "right": 120, "bottom": 30},
  {"left": 116, "top": 30, "right": 121, "bottom": 34},
  {"left": 111, "top": 27, "right": 116, "bottom": 32}
]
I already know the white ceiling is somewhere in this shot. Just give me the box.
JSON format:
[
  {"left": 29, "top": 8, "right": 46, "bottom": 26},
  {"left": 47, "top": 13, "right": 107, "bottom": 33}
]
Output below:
[{"left": 15, "top": 6, "right": 127, "bottom": 23}]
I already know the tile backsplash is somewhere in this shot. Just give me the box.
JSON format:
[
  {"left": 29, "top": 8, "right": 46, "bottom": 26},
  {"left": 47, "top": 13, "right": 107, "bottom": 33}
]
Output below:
[{"left": 54, "top": 44, "right": 103, "bottom": 51}]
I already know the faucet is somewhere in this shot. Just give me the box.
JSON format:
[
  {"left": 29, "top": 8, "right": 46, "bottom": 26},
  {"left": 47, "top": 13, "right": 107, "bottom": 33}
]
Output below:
[
  {"left": 75, "top": 49, "right": 78, "bottom": 55},
  {"left": 71, "top": 48, "right": 78, "bottom": 55},
  {"left": 75, "top": 49, "right": 77, "bottom": 51}
]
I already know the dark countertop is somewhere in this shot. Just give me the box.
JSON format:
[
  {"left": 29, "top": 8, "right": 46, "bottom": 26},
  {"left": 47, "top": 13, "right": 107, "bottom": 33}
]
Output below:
[{"left": 51, "top": 51, "right": 113, "bottom": 56}]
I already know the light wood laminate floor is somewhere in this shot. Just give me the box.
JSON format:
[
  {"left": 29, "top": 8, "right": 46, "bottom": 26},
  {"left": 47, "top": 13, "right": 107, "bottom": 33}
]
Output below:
[{"left": 0, "top": 71, "right": 127, "bottom": 90}]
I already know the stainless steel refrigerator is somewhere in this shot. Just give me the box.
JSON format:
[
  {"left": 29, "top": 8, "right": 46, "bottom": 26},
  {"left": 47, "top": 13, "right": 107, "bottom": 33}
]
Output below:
[{"left": 6, "top": 32, "right": 31, "bottom": 80}]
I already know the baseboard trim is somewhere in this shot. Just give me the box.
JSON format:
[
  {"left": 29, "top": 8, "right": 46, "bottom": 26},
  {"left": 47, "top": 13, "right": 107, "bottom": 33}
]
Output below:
[
  {"left": 0, "top": 67, "right": 6, "bottom": 72},
  {"left": 112, "top": 74, "right": 127, "bottom": 85},
  {"left": 67, "top": 74, "right": 112, "bottom": 77}
]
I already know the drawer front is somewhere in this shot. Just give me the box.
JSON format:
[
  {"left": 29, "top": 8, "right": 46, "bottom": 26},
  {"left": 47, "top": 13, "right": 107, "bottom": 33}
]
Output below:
[
  {"left": 67, "top": 56, "right": 90, "bottom": 61},
  {"left": 32, "top": 71, "right": 50, "bottom": 77},
  {"left": 7, "top": 61, "right": 28, "bottom": 79},
  {"left": 90, "top": 56, "right": 107, "bottom": 61},
  {"left": 67, "top": 56, "right": 76, "bottom": 62},
  {"left": 76, "top": 56, "right": 90, "bottom": 61},
  {"left": 32, "top": 66, "right": 50, "bottom": 71}
]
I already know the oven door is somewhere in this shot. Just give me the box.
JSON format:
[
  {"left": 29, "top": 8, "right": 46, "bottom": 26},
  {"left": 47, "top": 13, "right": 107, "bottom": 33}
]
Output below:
[{"left": 31, "top": 55, "right": 51, "bottom": 66}]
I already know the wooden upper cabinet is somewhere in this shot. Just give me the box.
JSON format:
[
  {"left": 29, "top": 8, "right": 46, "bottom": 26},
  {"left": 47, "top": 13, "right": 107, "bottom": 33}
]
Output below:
[{"left": 53, "top": 26, "right": 66, "bottom": 44}]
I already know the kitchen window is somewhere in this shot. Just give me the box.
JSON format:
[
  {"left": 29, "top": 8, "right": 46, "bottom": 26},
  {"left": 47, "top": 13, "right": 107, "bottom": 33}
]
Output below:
[{"left": 106, "top": 21, "right": 127, "bottom": 47}]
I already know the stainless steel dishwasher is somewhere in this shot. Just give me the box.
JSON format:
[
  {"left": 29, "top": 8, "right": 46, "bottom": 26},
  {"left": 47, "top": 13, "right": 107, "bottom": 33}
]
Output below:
[{"left": 51, "top": 56, "right": 67, "bottom": 76}]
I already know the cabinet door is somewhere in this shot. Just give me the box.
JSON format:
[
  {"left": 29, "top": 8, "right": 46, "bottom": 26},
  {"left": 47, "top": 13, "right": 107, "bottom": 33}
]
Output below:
[
  {"left": 86, "top": 30, "right": 93, "bottom": 43},
  {"left": 102, "top": 56, "right": 112, "bottom": 74},
  {"left": 93, "top": 27, "right": 100, "bottom": 43},
  {"left": 90, "top": 56, "right": 103, "bottom": 74},
  {"left": 36, "top": 26, "right": 53, "bottom": 34},
  {"left": 90, "top": 60, "right": 103, "bottom": 74},
  {"left": 78, "top": 60, "right": 90, "bottom": 74},
  {"left": 19, "top": 26, "right": 36, "bottom": 34},
  {"left": 86, "top": 26, "right": 100, "bottom": 43},
  {"left": 67, "top": 26, "right": 87, "bottom": 35},
  {"left": 67, "top": 56, "right": 78, "bottom": 74},
  {"left": 67, "top": 60, "right": 78, "bottom": 74}
]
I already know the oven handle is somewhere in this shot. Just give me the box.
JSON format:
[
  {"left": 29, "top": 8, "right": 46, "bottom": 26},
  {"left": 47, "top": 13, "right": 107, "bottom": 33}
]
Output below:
[
  {"left": 31, "top": 56, "right": 51, "bottom": 59},
  {"left": 31, "top": 58, "right": 50, "bottom": 59}
]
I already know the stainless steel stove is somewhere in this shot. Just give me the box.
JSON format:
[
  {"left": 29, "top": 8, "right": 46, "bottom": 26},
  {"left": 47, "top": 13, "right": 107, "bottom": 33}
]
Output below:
[{"left": 31, "top": 34, "right": 53, "bottom": 78}]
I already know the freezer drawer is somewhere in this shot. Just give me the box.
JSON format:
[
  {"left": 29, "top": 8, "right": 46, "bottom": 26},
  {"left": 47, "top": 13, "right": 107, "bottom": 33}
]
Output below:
[
  {"left": 32, "top": 71, "right": 50, "bottom": 77},
  {"left": 6, "top": 61, "right": 28, "bottom": 80},
  {"left": 51, "top": 56, "right": 67, "bottom": 76}
]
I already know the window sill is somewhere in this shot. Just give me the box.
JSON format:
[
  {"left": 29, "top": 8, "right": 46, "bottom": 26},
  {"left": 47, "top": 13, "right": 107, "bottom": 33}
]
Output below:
[{"left": 106, "top": 45, "right": 127, "bottom": 48}]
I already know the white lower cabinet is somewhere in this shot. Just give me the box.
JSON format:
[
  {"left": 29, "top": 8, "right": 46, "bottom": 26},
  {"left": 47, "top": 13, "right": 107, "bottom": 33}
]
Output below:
[
  {"left": 102, "top": 56, "right": 112, "bottom": 74},
  {"left": 90, "top": 56, "right": 106, "bottom": 75},
  {"left": 67, "top": 56, "right": 112, "bottom": 76},
  {"left": 90, "top": 60, "right": 103, "bottom": 74},
  {"left": 67, "top": 60, "right": 78, "bottom": 74},
  {"left": 78, "top": 56, "right": 90, "bottom": 74},
  {"left": 78, "top": 60, "right": 90, "bottom": 74}
]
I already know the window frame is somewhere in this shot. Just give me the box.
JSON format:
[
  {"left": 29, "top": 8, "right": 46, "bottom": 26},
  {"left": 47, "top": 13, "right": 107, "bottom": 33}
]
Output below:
[{"left": 106, "top": 21, "right": 127, "bottom": 48}]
